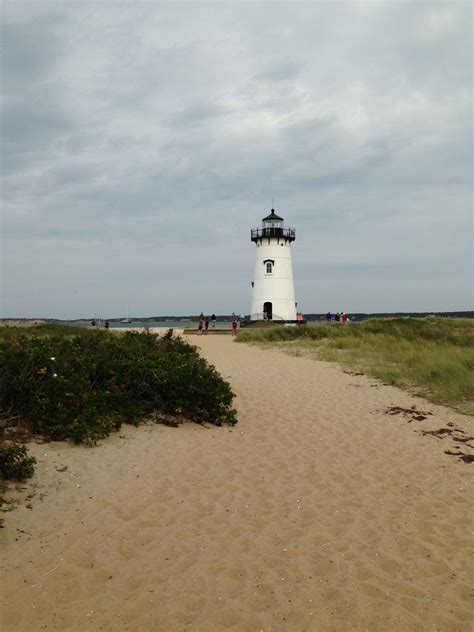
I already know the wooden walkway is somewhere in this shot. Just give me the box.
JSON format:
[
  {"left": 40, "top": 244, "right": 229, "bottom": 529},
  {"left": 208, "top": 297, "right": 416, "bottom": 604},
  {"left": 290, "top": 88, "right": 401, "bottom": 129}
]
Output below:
[{"left": 183, "top": 328, "right": 235, "bottom": 335}]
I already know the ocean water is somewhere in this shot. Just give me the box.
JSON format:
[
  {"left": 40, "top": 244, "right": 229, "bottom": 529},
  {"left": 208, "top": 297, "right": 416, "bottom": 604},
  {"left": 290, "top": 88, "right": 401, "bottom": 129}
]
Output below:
[
  {"left": 106, "top": 320, "right": 192, "bottom": 329},
  {"left": 96, "top": 320, "right": 234, "bottom": 330}
]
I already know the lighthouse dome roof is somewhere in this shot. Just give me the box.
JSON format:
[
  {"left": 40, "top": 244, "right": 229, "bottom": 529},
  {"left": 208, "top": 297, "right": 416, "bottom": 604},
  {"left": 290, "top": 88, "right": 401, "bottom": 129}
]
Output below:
[{"left": 263, "top": 208, "right": 284, "bottom": 221}]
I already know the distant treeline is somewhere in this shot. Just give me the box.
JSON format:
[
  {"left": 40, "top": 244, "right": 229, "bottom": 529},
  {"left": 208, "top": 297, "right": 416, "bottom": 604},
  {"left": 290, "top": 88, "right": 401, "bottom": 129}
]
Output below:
[{"left": 304, "top": 311, "right": 474, "bottom": 321}]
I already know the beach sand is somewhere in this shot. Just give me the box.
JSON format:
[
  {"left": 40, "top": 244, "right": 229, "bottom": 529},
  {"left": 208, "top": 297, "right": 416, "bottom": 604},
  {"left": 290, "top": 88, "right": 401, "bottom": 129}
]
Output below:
[{"left": 1, "top": 336, "right": 472, "bottom": 631}]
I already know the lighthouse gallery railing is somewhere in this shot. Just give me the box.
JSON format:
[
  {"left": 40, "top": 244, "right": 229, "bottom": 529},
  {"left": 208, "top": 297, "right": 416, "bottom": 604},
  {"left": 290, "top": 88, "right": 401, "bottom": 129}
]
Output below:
[{"left": 251, "top": 227, "right": 296, "bottom": 242}]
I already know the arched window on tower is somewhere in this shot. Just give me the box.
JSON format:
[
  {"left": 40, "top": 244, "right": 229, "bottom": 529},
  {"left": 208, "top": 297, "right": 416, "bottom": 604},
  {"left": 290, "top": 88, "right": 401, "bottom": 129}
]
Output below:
[{"left": 263, "top": 259, "right": 274, "bottom": 274}]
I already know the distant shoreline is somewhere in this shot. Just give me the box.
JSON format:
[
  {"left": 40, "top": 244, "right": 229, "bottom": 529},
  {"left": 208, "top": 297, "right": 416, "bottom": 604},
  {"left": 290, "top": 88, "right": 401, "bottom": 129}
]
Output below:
[{"left": 1, "top": 310, "right": 473, "bottom": 324}]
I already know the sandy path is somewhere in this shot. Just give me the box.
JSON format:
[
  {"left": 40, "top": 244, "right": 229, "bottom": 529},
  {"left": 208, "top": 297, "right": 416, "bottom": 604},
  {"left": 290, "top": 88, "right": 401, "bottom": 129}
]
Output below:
[{"left": 1, "top": 336, "right": 472, "bottom": 631}]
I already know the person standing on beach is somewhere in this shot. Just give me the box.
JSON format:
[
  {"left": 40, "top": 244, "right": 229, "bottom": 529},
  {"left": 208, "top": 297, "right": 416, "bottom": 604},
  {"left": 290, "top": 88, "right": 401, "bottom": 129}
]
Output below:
[
  {"left": 198, "top": 314, "right": 204, "bottom": 334},
  {"left": 211, "top": 314, "right": 216, "bottom": 327},
  {"left": 204, "top": 317, "right": 209, "bottom": 333},
  {"left": 335, "top": 312, "right": 340, "bottom": 324},
  {"left": 231, "top": 319, "right": 238, "bottom": 335},
  {"left": 342, "top": 312, "right": 347, "bottom": 324},
  {"left": 326, "top": 311, "right": 332, "bottom": 324}
]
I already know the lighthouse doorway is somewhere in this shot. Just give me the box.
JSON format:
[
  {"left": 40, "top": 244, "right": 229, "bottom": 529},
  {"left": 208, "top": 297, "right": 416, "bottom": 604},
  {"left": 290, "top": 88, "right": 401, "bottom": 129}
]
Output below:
[{"left": 263, "top": 302, "right": 273, "bottom": 320}]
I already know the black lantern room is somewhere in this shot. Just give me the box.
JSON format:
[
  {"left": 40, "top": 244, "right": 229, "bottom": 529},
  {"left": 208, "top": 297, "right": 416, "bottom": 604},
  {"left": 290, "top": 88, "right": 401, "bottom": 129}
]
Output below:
[{"left": 251, "top": 209, "right": 295, "bottom": 243}]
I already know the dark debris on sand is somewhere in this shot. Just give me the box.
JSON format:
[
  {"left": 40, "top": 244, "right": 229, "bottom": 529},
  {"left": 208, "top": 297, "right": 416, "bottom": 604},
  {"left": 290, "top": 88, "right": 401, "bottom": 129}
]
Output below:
[
  {"left": 384, "top": 407, "right": 473, "bottom": 464},
  {"left": 444, "top": 451, "right": 474, "bottom": 464},
  {"left": 385, "top": 406, "right": 432, "bottom": 422}
]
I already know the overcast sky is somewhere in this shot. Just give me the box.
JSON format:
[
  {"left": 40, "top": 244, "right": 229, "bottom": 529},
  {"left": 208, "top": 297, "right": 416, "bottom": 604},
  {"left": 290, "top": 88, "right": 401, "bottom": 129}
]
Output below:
[{"left": 1, "top": 1, "right": 472, "bottom": 318}]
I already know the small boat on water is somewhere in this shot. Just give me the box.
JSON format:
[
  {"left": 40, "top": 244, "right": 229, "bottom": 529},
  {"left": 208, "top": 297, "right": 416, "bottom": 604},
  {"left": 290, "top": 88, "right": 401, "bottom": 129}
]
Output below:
[{"left": 122, "top": 306, "right": 132, "bottom": 323}]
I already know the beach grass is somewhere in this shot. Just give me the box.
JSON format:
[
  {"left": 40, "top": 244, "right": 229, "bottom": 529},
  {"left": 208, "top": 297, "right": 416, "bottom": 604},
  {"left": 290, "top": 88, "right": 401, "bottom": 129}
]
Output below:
[{"left": 236, "top": 317, "right": 474, "bottom": 414}]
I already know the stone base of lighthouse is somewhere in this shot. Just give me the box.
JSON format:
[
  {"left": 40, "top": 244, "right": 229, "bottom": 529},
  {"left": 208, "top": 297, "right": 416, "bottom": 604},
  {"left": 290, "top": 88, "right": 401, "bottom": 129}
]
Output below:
[{"left": 249, "top": 299, "right": 297, "bottom": 323}]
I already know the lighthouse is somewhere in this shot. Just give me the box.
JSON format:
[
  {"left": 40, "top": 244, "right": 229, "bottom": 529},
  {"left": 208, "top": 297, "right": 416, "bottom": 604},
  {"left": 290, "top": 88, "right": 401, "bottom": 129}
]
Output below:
[{"left": 250, "top": 209, "right": 297, "bottom": 322}]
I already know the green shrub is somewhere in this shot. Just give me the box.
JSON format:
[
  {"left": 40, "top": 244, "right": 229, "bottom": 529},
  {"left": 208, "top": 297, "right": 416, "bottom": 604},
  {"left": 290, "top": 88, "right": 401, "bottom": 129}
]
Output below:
[
  {"left": 0, "top": 326, "right": 237, "bottom": 443},
  {"left": 0, "top": 444, "right": 36, "bottom": 480}
]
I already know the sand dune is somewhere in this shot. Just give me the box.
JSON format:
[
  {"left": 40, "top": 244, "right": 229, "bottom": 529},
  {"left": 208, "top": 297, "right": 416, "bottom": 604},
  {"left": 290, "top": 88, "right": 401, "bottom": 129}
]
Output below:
[{"left": 1, "top": 336, "right": 472, "bottom": 631}]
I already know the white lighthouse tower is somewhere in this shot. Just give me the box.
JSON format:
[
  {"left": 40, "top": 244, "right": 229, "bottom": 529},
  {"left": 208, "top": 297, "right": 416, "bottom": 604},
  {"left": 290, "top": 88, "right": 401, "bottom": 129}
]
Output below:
[{"left": 250, "top": 209, "right": 297, "bottom": 322}]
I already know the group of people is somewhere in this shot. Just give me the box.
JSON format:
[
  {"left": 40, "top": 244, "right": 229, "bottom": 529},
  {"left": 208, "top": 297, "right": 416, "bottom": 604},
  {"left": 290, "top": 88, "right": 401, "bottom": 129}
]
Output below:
[
  {"left": 91, "top": 319, "right": 110, "bottom": 329},
  {"left": 326, "top": 311, "right": 349, "bottom": 324},
  {"left": 197, "top": 313, "right": 214, "bottom": 333},
  {"left": 197, "top": 313, "right": 239, "bottom": 335}
]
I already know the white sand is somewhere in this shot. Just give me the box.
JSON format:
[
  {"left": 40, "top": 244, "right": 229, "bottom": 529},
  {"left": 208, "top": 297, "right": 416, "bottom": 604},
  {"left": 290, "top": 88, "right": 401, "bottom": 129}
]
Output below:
[{"left": 1, "top": 336, "right": 472, "bottom": 631}]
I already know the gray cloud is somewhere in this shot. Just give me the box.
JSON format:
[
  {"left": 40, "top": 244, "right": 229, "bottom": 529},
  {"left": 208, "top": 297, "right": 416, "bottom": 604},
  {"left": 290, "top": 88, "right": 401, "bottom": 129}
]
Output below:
[
  {"left": 1, "top": 9, "right": 67, "bottom": 89},
  {"left": 254, "top": 59, "right": 303, "bottom": 83},
  {"left": 1, "top": 1, "right": 472, "bottom": 318}
]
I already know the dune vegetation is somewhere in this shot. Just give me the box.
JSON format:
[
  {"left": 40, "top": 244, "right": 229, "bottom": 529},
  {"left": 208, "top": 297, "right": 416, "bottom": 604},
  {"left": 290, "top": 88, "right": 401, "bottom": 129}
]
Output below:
[
  {"left": 236, "top": 317, "right": 474, "bottom": 414},
  {"left": 0, "top": 325, "right": 237, "bottom": 483}
]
